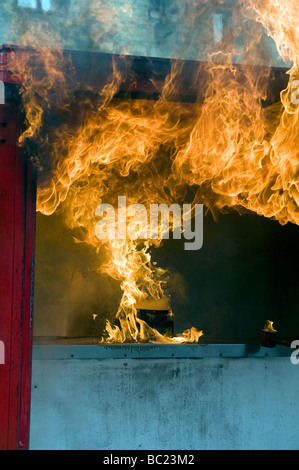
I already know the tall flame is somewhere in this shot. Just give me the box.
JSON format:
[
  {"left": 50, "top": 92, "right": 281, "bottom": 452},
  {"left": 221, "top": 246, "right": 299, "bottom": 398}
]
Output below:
[{"left": 7, "top": 0, "right": 299, "bottom": 342}]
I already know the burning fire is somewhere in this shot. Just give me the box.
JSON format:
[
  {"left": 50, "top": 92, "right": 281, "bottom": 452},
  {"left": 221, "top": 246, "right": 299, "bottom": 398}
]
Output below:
[
  {"left": 7, "top": 0, "right": 299, "bottom": 343},
  {"left": 263, "top": 320, "right": 277, "bottom": 333}
]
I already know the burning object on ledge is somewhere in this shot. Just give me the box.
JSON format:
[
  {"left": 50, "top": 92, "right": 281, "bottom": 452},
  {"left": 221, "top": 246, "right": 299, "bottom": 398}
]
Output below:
[
  {"left": 102, "top": 298, "right": 204, "bottom": 345},
  {"left": 261, "top": 321, "right": 294, "bottom": 349},
  {"left": 136, "top": 298, "right": 174, "bottom": 338}
]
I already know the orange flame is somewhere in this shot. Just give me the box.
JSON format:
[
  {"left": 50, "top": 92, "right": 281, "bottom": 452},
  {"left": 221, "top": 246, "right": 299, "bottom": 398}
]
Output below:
[
  {"left": 263, "top": 320, "right": 277, "bottom": 333},
  {"left": 8, "top": 0, "right": 299, "bottom": 343}
]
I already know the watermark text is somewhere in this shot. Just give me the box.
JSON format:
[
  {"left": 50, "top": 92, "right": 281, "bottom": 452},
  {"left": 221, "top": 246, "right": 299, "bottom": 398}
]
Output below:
[
  {"left": 0, "top": 340, "right": 5, "bottom": 365},
  {"left": 95, "top": 197, "right": 203, "bottom": 251},
  {"left": 291, "top": 80, "right": 299, "bottom": 105},
  {"left": 290, "top": 340, "right": 299, "bottom": 365}
]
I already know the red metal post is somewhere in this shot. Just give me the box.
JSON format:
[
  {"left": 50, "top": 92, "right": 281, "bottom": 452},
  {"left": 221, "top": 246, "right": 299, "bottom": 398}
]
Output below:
[{"left": 0, "top": 52, "right": 36, "bottom": 450}]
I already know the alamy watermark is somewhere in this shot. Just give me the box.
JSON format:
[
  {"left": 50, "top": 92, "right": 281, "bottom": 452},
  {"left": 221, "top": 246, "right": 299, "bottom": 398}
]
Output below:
[
  {"left": 95, "top": 196, "right": 203, "bottom": 251},
  {"left": 291, "top": 80, "right": 299, "bottom": 105},
  {"left": 0, "top": 340, "right": 5, "bottom": 365},
  {"left": 290, "top": 340, "right": 299, "bottom": 365}
]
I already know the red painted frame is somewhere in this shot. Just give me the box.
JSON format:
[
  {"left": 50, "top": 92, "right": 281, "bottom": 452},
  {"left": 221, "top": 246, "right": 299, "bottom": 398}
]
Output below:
[{"left": 0, "top": 75, "right": 36, "bottom": 449}]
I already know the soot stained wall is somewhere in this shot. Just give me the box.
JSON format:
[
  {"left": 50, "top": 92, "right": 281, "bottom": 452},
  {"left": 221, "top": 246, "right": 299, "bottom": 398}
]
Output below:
[{"left": 30, "top": 355, "right": 299, "bottom": 450}]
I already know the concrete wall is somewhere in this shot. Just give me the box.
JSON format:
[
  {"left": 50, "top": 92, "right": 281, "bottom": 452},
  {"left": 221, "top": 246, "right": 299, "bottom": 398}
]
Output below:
[{"left": 30, "top": 351, "right": 299, "bottom": 450}]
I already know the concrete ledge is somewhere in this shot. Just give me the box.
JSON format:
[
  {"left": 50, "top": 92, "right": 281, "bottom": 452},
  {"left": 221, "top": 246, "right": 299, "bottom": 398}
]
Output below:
[{"left": 33, "top": 343, "right": 292, "bottom": 359}]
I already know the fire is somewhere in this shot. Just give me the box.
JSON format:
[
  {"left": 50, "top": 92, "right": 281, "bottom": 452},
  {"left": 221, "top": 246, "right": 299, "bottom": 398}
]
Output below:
[
  {"left": 7, "top": 0, "right": 299, "bottom": 343},
  {"left": 263, "top": 320, "right": 277, "bottom": 333}
]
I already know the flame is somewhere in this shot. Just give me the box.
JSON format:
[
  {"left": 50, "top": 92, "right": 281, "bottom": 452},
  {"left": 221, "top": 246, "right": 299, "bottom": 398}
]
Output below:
[
  {"left": 263, "top": 320, "right": 277, "bottom": 333},
  {"left": 7, "top": 0, "right": 299, "bottom": 343}
]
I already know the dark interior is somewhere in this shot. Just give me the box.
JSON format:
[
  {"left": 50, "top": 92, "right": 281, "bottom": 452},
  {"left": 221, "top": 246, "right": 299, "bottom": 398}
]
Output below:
[{"left": 34, "top": 207, "right": 299, "bottom": 344}]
